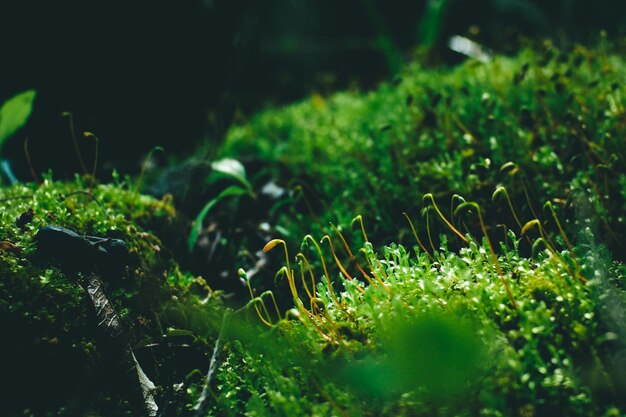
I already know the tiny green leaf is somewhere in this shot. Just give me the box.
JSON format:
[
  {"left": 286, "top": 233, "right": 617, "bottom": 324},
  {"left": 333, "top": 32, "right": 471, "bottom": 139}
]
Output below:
[
  {"left": 209, "top": 158, "right": 251, "bottom": 190},
  {"left": 0, "top": 90, "right": 37, "bottom": 152}
]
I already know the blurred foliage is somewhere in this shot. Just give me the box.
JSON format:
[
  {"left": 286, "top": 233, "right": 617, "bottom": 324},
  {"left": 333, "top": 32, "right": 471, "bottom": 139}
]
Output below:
[{"left": 0, "top": 90, "right": 36, "bottom": 153}]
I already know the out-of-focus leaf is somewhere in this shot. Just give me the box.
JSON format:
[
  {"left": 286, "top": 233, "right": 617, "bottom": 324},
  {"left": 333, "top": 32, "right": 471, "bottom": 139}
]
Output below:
[
  {"left": 165, "top": 328, "right": 195, "bottom": 338},
  {"left": 339, "top": 312, "right": 485, "bottom": 399},
  {"left": 0, "top": 90, "right": 37, "bottom": 151},
  {"left": 188, "top": 185, "right": 249, "bottom": 251},
  {"left": 209, "top": 158, "right": 251, "bottom": 190}
]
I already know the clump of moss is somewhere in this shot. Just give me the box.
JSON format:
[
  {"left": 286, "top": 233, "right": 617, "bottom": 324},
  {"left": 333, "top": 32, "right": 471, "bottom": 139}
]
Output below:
[
  {"left": 220, "top": 41, "right": 626, "bottom": 259},
  {"left": 199, "top": 39, "right": 626, "bottom": 416},
  {"left": 0, "top": 175, "right": 223, "bottom": 416},
  {"left": 207, "top": 225, "right": 625, "bottom": 416}
]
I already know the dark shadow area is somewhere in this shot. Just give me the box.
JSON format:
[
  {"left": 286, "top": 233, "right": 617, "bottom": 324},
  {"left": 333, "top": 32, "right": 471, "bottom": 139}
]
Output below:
[{"left": 1, "top": 0, "right": 626, "bottom": 179}]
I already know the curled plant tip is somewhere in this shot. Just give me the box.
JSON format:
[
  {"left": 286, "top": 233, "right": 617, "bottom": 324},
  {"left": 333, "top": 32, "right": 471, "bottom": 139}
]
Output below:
[
  {"left": 350, "top": 215, "right": 369, "bottom": 243},
  {"left": 263, "top": 239, "right": 295, "bottom": 293},
  {"left": 422, "top": 205, "right": 437, "bottom": 254},
  {"left": 330, "top": 222, "right": 376, "bottom": 287},
  {"left": 500, "top": 161, "right": 520, "bottom": 175},
  {"left": 492, "top": 186, "right": 523, "bottom": 232},
  {"left": 544, "top": 201, "right": 579, "bottom": 265},
  {"left": 450, "top": 194, "right": 466, "bottom": 215},
  {"left": 296, "top": 253, "right": 317, "bottom": 301},
  {"left": 301, "top": 235, "right": 354, "bottom": 320},
  {"left": 521, "top": 219, "right": 541, "bottom": 236},
  {"left": 491, "top": 186, "right": 506, "bottom": 201},
  {"left": 321, "top": 235, "right": 354, "bottom": 282},
  {"left": 263, "top": 239, "right": 284, "bottom": 253},
  {"left": 242, "top": 268, "right": 273, "bottom": 327},
  {"left": 532, "top": 237, "right": 550, "bottom": 258},
  {"left": 274, "top": 265, "right": 289, "bottom": 285}
]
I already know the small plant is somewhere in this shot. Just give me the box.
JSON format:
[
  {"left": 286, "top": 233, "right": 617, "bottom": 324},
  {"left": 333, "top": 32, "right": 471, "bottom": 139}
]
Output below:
[{"left": 187, "top": 158, "right": 254, "bottom": 252}]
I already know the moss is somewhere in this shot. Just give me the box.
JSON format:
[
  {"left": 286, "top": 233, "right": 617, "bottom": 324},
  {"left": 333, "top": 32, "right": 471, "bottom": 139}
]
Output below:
[
  {"left": 220, "top": 42, "right": 626, "bottom": 257},
  {"left": 209, "top": 231, "right": 626, "bottom": 416},
  {"left": 203, "top": 40, "right": 626, "bottom": 416},
  {"left": 0, "top": 175, "right": 223, "bottom": 416},
  {"left": 4, "top": 39, "right": 626, "bottom": 416}
]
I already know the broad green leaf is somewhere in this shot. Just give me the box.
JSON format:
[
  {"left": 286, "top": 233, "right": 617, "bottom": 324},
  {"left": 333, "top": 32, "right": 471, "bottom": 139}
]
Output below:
[
  {"left": 0, "top": 90, "right": 37, "bottom": 151},
  {"left": 187, "top": 185, "right": 248, "bottom": 251},
  {"left": 209, "top": 158, "right": 251, "bottom": 190}
]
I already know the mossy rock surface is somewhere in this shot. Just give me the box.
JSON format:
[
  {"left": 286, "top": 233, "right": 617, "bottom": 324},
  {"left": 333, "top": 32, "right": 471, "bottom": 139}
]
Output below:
[{"left": 0, "top": 177, "right": 222, "bottom": 416}]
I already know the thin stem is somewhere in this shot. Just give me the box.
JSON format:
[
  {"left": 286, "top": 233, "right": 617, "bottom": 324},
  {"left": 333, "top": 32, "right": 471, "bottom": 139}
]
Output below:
[
  {"left": 62, "top": 112, "right": 88, "bottom": 175},
  {"left": 296, "top": 256, "right": 316, "bottom": 302},
  {"left": 544, "top": 201, "right": 580, "bottom": 270},
  {"left": 351, "top": 215, "right": 369, "bottom": 243},
  {"left": 239, "top": 268, "right": 273, "bottom": 327},
  {"left": 303, "top": 235, "right": 353, "bottom": 320},
  {"left": 83, "top": 132, "right": 99, "bottom": 190},
  {"left": 135, "top": 146, "right": 164, "bottom": 194},
  {"left": 23, "top": 137, "right": 40, "bottom": 183},
  {"left": 330, "top": 223, "right": 377, "bottom": 287},
  {"left": 403, "top": 212, "right": 434, "bottom": 261},
  {"left": 456, "top": 202, "right": 517, "bottom": 309},
  {"left": 359, "top": 247, "right": 391, "bottom": 292},
  {"left": 423, "top": 206, "right": 437, "bottom": 254},
  {"left": 423, "top": 193, "right": 469, "bottom": 244}
]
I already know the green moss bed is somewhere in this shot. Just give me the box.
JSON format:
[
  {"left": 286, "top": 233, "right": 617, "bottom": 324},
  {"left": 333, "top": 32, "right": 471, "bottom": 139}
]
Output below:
[{"left": 2, "top": 40, "right": 626, "bottom": 416}]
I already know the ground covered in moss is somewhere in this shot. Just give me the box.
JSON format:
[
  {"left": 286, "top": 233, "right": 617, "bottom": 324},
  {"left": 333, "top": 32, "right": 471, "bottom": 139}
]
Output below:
[
  {"left": 0, "top": 176, "right": 224, "bottom": 416},
  {"left": 2, "top": 39, "right": 626, "bottom": 416}
]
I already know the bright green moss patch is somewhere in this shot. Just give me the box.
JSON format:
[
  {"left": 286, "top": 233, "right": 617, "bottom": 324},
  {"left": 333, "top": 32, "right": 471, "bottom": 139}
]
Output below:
[
  {"left": 221, "top": 42, "right": 626, "bottom": 257},
  {"left": 206, "top": 40, "right": 626, "bottom": 416},
  {"left": 209, "top": 229, "right": 626, "bottom": 416}
]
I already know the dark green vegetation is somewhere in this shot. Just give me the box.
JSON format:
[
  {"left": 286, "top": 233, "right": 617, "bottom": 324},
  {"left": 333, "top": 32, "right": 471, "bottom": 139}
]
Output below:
[
  {"left": 2, "top": 39, "right": 626, "bottom": 416},
  {"left": 0, "top": 178, "right": 224, "bottom": 416}
]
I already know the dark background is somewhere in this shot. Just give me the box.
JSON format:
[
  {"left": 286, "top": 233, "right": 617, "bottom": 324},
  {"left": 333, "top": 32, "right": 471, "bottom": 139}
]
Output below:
[{"left": 1, "top": 0, "right": 625, "bottom": 178}]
